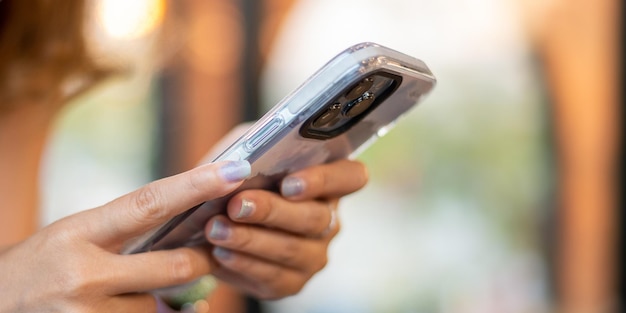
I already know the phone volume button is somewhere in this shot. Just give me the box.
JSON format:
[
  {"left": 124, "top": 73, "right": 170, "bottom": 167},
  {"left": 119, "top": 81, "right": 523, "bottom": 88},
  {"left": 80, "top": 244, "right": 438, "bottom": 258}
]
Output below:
[{"left": 244, "top": 116, "right": 284, "bottom": 152}]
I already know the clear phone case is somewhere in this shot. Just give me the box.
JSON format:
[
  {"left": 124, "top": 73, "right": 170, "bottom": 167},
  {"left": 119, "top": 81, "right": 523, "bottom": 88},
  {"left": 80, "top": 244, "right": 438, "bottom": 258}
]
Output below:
[{"left": 122, "top": 42, "right": 436, "bottom": 254}]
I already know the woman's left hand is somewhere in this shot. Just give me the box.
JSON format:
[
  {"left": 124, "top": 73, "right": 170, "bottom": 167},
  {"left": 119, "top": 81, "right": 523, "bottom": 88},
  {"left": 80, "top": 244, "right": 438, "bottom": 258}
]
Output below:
[{"left": 204, "top": 159, "right": 368, "bottom": 299}]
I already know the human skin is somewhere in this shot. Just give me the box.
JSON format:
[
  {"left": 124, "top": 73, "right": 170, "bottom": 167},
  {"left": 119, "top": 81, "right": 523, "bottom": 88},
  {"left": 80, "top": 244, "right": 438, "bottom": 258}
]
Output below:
[
  {"left": 0, "top": 155, "right": 368, "bottom": 312},
  {"left": 0, "top": 93, "right": 368, "bottom": 313},
  {"left": 1, "top": 0, "right": 369, "bottom": 310}
]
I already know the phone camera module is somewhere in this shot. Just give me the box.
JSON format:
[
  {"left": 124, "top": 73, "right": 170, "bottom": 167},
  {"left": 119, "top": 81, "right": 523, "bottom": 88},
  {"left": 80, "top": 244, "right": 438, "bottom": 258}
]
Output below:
[
  {"left": 344, "top": 91, "right": 375, "bottom": 117},
  {"left": 346, "top": 77, "right": 374, "bottom": 101},
  {"left": 300, "top": 72, "right": 401, "bottom": 140},
  {"left": 312, "top": 103, "right": 342, "bottom": 127}
]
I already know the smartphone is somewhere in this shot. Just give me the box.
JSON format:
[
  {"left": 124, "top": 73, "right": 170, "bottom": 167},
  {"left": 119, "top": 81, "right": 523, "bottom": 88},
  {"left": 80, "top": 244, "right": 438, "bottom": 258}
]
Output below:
[{"left": 122, "top": 42, "right": 436, "bottom": 254}]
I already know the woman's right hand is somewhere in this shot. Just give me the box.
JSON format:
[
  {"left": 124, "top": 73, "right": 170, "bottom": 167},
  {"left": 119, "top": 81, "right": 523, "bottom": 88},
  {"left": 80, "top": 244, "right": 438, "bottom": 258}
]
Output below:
[{"left": 0, "top": 160, "right": 251, "bottom": 313}]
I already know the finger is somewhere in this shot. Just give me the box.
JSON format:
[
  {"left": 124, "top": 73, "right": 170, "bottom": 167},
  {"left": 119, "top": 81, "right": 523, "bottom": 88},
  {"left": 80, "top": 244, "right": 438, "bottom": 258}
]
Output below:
[
  {"left": 207, "top": 268, "right": 266, "bottom": 299},
  {"left": 106, "top": 246, "right": 215, "bottom": 295},
  {"left": 318, "top": 203, "right": 340, "bottom": 238},
  {"left": 280, "top": 159, "right": 368, "bottom": 200},
  {"left": 205, "top": 216, "right": 331, "bottom": 272},
  {"left": 210, "top": 247, "right": 310, "bottom": 300},
  {"left": 225, "top": 191, "right": 337, "bottom": 237},
  {"left": 81, "top": 160, "right": 250, "bottom": 247}
]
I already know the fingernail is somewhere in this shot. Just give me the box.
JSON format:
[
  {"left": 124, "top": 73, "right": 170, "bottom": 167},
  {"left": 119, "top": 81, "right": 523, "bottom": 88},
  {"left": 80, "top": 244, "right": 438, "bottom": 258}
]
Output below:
[
  {"left": 281, "top": 176, "right": 305, "bottom": 197},
  {"left": 213, "top": 247, "right": 233, "bottom": 260},
  {"left": 209, "top": 220, "right": 230, "bottom": 240},
  {"left": 218, "top": 160, "right": 251, "bottom": 183},
  {"left": 236, "top": 199, "right": 255, "bottom": 219}
]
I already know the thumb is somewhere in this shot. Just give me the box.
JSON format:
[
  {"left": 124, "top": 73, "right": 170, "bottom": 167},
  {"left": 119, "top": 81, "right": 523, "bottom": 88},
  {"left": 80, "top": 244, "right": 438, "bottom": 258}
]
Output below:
[{"left": 77, "top": 160, "right": 250, "bottom": 249}]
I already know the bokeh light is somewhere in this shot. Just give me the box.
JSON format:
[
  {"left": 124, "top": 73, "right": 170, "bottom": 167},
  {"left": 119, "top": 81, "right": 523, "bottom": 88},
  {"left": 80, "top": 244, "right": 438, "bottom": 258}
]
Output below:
[{"left": 96, "top": 0, "right": 165, "bottom": 40}]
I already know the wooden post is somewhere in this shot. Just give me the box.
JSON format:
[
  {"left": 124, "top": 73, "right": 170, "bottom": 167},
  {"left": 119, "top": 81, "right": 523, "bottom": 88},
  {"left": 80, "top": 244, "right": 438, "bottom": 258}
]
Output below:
[{"left": 529, "top": 0, "right": 620, "bottom": 312}]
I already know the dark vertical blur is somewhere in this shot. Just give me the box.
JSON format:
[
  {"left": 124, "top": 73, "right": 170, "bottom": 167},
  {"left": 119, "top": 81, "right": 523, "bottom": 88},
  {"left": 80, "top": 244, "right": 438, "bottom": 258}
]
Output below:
[
  {"left": 533, "top": 0, "right": 621, "bottom": 311},
  {"left": 239, "top": 0, "right": 262, "bottom": 122},
  {"left": 617, "top": 8, "right": 626, "bottom": 312},
  {"left": 155, "top": 0, "right": 246, "bottom": 178}
]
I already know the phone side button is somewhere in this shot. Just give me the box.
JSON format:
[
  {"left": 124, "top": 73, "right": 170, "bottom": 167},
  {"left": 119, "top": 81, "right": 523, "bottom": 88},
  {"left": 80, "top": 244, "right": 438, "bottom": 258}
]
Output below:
[
  {"left": 243, "top": 116, "right": 284, "bottom": 152},
  {"left": 220, "top": 150, "right": 242, "bottom": 161}
]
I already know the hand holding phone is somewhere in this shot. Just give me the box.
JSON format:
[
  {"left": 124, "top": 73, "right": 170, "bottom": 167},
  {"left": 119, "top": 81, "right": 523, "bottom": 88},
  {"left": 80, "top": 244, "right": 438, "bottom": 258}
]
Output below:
[{"left": 123, "top": 42, "right": 436, "bottom": 254}]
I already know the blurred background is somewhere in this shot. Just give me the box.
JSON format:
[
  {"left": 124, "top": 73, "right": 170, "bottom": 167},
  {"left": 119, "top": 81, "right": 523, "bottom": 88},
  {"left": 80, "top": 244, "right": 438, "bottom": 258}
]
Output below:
[{"left": 40, "top": 0, "right": 621, "bottom": 312}]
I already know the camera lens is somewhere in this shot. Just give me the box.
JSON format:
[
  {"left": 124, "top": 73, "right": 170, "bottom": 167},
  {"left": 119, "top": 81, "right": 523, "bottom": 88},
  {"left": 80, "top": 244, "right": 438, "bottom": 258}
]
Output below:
[
  {"left": 344, "top": 91, "right": 375, "bottom": 117},
  {"left": 312, "top": 103, "right": 342, "bottom": 127},
  {"left": 346, "top": 77, "right": 374, "bottom": 101}
]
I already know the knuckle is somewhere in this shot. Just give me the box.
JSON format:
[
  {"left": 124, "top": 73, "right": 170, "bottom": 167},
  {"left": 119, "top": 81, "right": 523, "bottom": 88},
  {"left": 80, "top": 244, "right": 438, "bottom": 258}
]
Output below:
[
  {"left": 312, "top": 171, "right": 327, "bottom": 191},
  {"left": 56, "top": 266, "right": 98, "bottom": 299},
  {"left": 227, "top": 253, "right": 254, "bottom": 273},
  {"left": 274, "top": 279, "right": 305, "bottom": 299},
  {"left": 255, "top": 267, "right": 283, "bottom": 296},
  {"left": 251, "top": 271, "right": 305, "bottom": 300},
  {"left": 318, "top": 255, "right": 329, "bottom": 271},
  {"left": 276, "top": 237, "right": 301, "bottom": 264},
  {"left": 286, "top": 282, "right": 305, "bottom": 297},
  {"left": 187, "top": 169, "right": 207, "bottom": 194},
  {"left": 131, "top": 184, "right": 166, "bottom": 223},
  {"left": 252, "top": 194, "right": 275, "bottom": 224},
  {"left": 166, "top": 249, "right": 197, "bottom": 283},
  {"left": 355, "top": 161, "right": 370, "bottom": 187},
  {"left": 41, "top": 222, "right": 74, "bottom": 247},
  {"left": 229, "top": 227, "right": 253, "bottom": 250},
  {"left": 304, "top": 205, "right": 327, "bottom": 234},
  {"left": 311, "top": 253, "right": 329, "bottom": 273},
  {"left": 333, "top": 221, "right": 342, "bottom": 235},
  {"left": 250, "top": 282, "right": 275, "bottom": 300},
  {"left": 59, "top": 267, "right": 80, "bottom": 291}
]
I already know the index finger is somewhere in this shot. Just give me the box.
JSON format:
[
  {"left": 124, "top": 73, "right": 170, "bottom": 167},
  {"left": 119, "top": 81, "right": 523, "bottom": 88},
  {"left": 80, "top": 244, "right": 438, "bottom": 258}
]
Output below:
[{"left": 81, "top": 161, "right": 251, "bottom": 248}]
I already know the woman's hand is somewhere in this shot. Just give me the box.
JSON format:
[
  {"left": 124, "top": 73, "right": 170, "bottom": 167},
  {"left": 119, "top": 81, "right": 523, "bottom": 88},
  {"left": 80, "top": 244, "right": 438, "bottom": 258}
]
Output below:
[
  {"left": 205, "top": 159, "right": 368, "bottom": 299},
  {"left": 0, "top": 161, "right": 251, "bottom": 313}
]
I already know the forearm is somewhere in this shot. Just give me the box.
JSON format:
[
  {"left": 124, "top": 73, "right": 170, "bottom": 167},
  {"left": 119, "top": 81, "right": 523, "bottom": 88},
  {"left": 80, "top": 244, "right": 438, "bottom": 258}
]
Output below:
[{"left": 1, "top": 101, "right": 57, "bottom": 246}]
